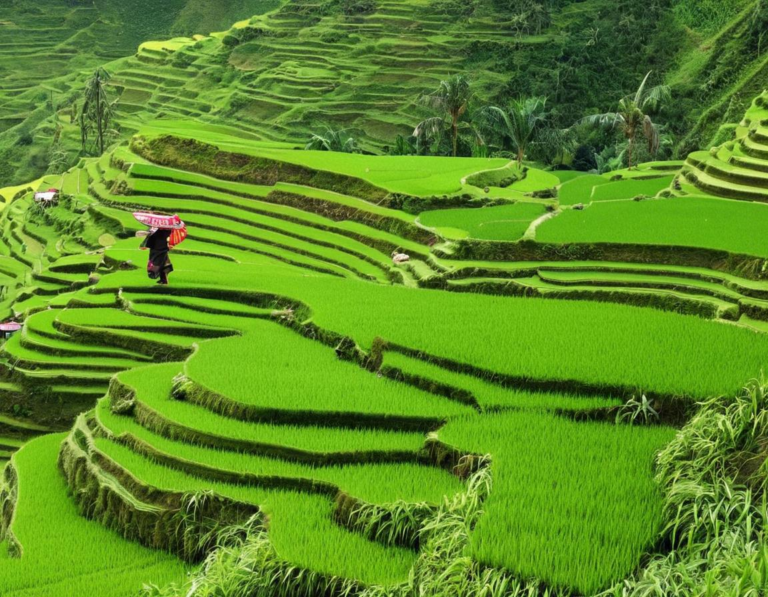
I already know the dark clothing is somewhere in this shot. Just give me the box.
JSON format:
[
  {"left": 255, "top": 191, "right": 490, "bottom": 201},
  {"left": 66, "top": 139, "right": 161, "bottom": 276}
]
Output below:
[{"left": 145, "top": 229, "right": 173, "bottom": 284}]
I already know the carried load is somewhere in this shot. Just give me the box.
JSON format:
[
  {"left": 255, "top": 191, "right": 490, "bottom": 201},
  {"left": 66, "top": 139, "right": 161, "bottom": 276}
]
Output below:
[
  {"left": 168, "top": 226, "right": 188, "bottom": 248},
  {"left": 0, "top": 322, "right": 21, "bottom": 340},
  {"left": 132, "top": 212, "right": 185, "bottom": 230},
  {"left": 133, "top": 212, "right": 188, "bottom": 250}
]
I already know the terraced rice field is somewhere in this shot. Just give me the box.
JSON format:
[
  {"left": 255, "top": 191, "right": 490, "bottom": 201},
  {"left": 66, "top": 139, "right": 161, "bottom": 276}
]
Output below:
[
  {"left": 2, "top": 108, "right": 768, "bottom": 596},
  {"left": 0, "top": 434, "right": 187, "bottom": 597},
  {"left": 536, "top": 195, "right": 768, "bottom": 257},
  {"left": 683, "top": 91, "right": 768, "bottom": 203},
  {"left": 418, "top": 203, "right": 547, "bottom": 241}
]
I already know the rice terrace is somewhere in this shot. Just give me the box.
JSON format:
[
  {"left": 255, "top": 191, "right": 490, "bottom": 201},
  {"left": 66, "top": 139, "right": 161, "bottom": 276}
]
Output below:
[{"left": 2, "top": 1, "right": 768, "bottom": 596}]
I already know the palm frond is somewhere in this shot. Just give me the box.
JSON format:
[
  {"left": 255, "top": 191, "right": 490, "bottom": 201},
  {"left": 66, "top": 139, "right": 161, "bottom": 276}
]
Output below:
[
  {"left": 582, "top": 112, "right": 624, "bottom": 129},
  {"left": 477, "top": 106, "right": 511, "bottom": 134},
  {"left": 643, "top": 115, "right": 660, "bottom": 155},
  {"left": 641, "top": 84, "right": 672, "bottom": 112},
  {"left": 419, "top": 89, "right": 447, "bottom": 112},
  {"left": 413, "top": 116, "right": 446, "bottom": 141},
  {"left": 304, "top": 134, "right": 328, "bottom": 151},
  {"left": 456, "top": 120, "right": 486, "bottom": 147},
  {"left": 305, "top": 126, "right": 358, "bottom": 152},
  {"left": 419, "top": 76, "right": 473, "bottom": 118},
  {"left": 633, "top": 70, "right": 653, "bottom": 105}
]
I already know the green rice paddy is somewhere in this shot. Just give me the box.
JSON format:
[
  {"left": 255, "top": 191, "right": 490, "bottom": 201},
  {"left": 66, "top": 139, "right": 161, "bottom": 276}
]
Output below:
[
  {"left": 537, "top": 196, "right": 768, "bottom": 257},
  {"left": 418, "top": 203, "right": 546, "bottom": 241},
  {"left": 2, "top": 7, "right": 768, "bottom": 593},
  {"left": 0, "top": 435, "right": 187, "bottom": 597},
  {"left": 440, "top": 411, "right": 676, "bottom": 594}
]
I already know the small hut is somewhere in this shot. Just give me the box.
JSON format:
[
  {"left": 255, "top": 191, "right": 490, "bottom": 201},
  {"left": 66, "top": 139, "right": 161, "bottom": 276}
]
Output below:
[{"left": 33, "top": 188, "right": 60, "bottom": 206}]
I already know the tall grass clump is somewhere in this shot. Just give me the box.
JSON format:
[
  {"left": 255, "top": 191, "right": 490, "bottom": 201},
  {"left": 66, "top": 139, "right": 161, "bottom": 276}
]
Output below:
[
  {"left": 603, "top": 376, "right": 768, "bottom": 595},
  {"left": 672, "top": 0, "right": 752, "bottom": 34}
]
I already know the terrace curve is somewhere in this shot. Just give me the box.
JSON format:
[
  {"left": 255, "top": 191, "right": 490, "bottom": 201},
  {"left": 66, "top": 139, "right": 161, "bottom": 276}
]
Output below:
[{"left": 3, "top": 114, "right": 768, "bottom": 594}]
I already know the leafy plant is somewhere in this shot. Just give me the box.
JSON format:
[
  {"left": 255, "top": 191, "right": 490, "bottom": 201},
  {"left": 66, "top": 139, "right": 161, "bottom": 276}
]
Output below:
[
  {"left": 483, "top": 97, "right": 549, "bottom": 167},
  {"left": 595, "top": 145, "right": 626, "bottom": 174},
  {"left": 79, "top": 68, "right": 118, "bottom": 156},
  {"left": 306, "top": 126, "right": 361, "bottom": 153},
  {"left": 415, "top": 75, "right": 477, "bottom": 158},
  {"left": 388, "top": 134, "right": 416, "bottom": 156},
  {"left": 583, "top": 71, "right": 670, "bottom": 170},
  {"left": 615, "top": 394, "right": 659, "bottom": 425}
]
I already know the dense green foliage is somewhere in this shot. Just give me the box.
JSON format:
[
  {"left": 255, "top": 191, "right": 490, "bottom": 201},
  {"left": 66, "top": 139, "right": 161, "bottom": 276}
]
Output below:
[{"left": 2, "top": 0, "right": 768, "bottom": 186}]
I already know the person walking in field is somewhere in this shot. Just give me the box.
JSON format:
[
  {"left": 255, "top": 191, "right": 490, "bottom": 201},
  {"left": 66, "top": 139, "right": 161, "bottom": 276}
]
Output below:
[
  {"left": 143, "top": 228, "right": 174, "bottom": 285},
  {"left": 133, "top": 212, "right": 187, "bottom": 286}
]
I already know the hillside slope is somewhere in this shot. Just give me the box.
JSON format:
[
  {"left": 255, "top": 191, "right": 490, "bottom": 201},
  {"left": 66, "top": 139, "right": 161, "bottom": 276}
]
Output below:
[
  {"left": 4, "top": 0, "right": 768, "bottom": 188},
  {"left": 670, "top": 0, "right": 768, "bottom": 154},
  {"left": 0, "top": 0, "right": 280, "bottom": 186}
]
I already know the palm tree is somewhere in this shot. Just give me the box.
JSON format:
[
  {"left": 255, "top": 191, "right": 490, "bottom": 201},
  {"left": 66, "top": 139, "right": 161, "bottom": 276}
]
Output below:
[
  {"left": 79, "top": 68, "right": 116, "bottom": 156},
  {"left": 305, "top": 126, "right": 361, "bottom": 153},
  {"left": 530, "top": 125, "right": 576, "bottom": 167},
  {"left": 47, "top": 144, "right": 69, "bottom": 175},
  {"left": 415, "top": 75, "right": 474, "bottom": 157},
  {"left": 389, "top": 134, "right": 416, "bottom": 156},
  {"left": 583, "top": 71, "right": 670, "bottom": 170},
  {"left": 484, "top": 97, "right": 549, "bottom": 167}
]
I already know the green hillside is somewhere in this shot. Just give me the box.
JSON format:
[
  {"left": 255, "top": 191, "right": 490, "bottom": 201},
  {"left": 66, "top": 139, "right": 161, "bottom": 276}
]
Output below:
[
  {"left": 3, "top": 0, "right": 768, "bottom": 188},
  {"left": 2, "top": 2, "right": 768, "bottom": 597},
  {"left": 682, "top": 90, "right": 768, "bottom": 202},
  {"left": 0, "top": 0, "right": 280, "bottom": 185}
]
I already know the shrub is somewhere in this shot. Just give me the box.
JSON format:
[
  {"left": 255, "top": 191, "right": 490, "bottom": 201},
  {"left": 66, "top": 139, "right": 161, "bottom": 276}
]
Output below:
[
  {"left": 572, "top": 145, "right": 596, "bottom": 171},
  {"left": 429, "top": 0, "right": 477, "bottom": 17},
  {"left": 340, "top": 0, "right": 376, "bottom": 16},
  {"left": 221, "top": 34, "right": 240, "bottom": 48},
  {"left": 15, "top": 133, "right": 34, "bottom": 147}
]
